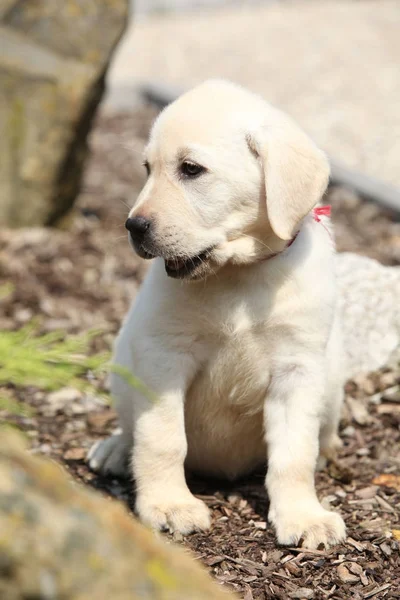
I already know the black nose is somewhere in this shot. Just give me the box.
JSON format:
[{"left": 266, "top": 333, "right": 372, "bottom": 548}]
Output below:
[{"left": 125, "top": 216, "right": 151, "bottom": 243}]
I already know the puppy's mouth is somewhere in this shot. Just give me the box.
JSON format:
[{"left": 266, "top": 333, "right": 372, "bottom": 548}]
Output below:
[
  {"left": 133, "top": 238, "right": 215, "bottom": 280},
  {"left": 164, "top": 249, "right": 213, "bottom": 279}
]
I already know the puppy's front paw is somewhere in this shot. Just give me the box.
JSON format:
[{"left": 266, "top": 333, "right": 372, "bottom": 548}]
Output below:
[
  {"left": 87, "top": 434, "right": 130, "bottom": 478},
  {"left": 136, "top": 491, "right": 211, "bottom": 535},
  {"left": 270, "top": 504, "right": 346, "bottom": 549}
]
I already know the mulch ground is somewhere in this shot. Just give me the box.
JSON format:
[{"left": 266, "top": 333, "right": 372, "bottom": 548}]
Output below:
[{"left": 1, "top": 105, "right": 400, "bottom": 600}]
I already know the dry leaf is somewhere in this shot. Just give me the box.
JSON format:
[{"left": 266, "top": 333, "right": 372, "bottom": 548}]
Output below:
[
  {"left": 372, "top": 474, "right": 400, "bottom": 492},
  {"left": 392, "top": 529, "right": 400, "bottom": 541}
]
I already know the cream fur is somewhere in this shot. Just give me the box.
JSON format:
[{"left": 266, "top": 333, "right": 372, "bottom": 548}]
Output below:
[{"left": 88, "top": 80, "right": 346, "bottom": 549}]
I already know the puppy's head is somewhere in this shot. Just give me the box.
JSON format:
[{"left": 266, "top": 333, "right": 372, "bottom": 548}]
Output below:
[{"left": 127, "top": 80, "right": 329, "bottom": 280}]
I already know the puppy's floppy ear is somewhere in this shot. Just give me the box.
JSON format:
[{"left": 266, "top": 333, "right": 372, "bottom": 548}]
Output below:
[{"left": 247, "top": 116, "right": 330, "bottom": 240}]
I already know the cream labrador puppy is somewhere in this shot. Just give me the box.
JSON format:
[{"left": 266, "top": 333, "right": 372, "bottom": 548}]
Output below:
[{"left": 88, "top": 80, "right": 346, "bottom": 549}]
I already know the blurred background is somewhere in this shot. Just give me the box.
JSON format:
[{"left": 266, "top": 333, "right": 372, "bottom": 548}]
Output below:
[
  {"left": 2, "top": 0, "right": 399, "bottom": 334},
  {"left": 1, "top": 3, "right": 400, "bottom": 598}
]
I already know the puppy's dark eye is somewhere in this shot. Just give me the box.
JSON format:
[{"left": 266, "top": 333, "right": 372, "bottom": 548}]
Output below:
[
  {"left": 143, "top": 161, "right": 150, "bottom": 176},
  {"left": 180, "top": 161, "right": 205, "bottom": 178}
]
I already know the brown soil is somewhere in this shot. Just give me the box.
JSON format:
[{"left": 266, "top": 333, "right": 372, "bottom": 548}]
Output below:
[{"left": 1, "top": 106, "right": 399, "bottom": 600}]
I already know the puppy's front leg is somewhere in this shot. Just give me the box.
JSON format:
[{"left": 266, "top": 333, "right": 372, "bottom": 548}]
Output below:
[
  {"left": 265, "top": 360, "right": 346, "bottom": 549},
  {"left": 132, "top": 347, "right": 210, "bottom": 535}
]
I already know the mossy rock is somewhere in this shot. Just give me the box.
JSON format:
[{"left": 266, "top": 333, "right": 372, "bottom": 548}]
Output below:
[
  {"left": 0, "top": 429, "right": 235, "bottom": 599},
  {"left": 0, "top": 1, "right": 128, "bottom": 227}
]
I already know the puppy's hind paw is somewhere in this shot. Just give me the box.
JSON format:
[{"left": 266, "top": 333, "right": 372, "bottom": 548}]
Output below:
[{"left": 87, "top": 434, "right": 130, "bottom": 478}]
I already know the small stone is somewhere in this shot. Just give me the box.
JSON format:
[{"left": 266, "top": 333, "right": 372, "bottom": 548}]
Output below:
[
  {"left": 337, "top": 564, "right": 359, "bottom": 583},
  {"left": 70, "top": 401, "right": 86, "bottom": 415},
  {"left": 335, "top": 489, "right": 347, "bottom": 499},
  {"left": 14, "top": 308, "right": 33, "bottom": 323},
  {"left": 341, "top": 425, "right": 356, "bottom": 437},
  {"left": 45, "top": 388, "right": 83, "bottom": 417},
  {"left": 288, "top": 587, "right": 314, "bottom": 599},
  {"left": 227, "top": 494, "right": 240, "bottom": 505},
  {"left": 37, "top": 444, "right": 52, "bottom": 455},
  {"left": 321, "top": 494, "right": 337, "bottom": 509},
  {"left": 356, "top": 448, "right": 371, "bottom": 456}
]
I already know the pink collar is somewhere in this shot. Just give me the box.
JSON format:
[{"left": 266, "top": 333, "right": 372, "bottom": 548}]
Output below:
[{"left": 263, "top": 205, "right": 331, "bottom": 261}]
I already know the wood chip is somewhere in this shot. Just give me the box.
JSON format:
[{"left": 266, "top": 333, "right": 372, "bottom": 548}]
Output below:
[
  {"left": 379, "top": 542, "right": 392, "bottom": 557},
  {"left": 288, "top": 588, "right": 314, "bottom": 599},
  {"left": 205, "top": 555, "right": 225, "bottom": 566},
  {"left": 288, "top": 547, "right": 329, "bottom": 556},
  {"left": 64, "top": 447, "right": 87, "bottom": 461},
  {"left": 355, "top": 486, "right": 379, "bottom": 500},
  {"left": 285, "top": 561, "right": 302, "bottom": 577},
  {"left": 347, "top": 537, "right": 367, "bottom": 552},
  {"left": 382, "top": 385, "right": 400, "bottom": 402},
  {"left": 376, "top": 403, "right": 400, "bottom": 414},
  {"left": 363, "top": 583, "right": 391, "bottom": 598},
  {"left": 346, "top": 397, "right": 372, "bottom": 425},
  {"left": 243, "top": 588, "right": 254, "bottom": 600},
  {"left": 375, "top": 495, "right": 395, "bottom": 513}
]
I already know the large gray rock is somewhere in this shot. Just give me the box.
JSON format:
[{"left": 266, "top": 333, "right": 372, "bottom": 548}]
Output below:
[
  {"left": 0, "top": 429, "right": 234, "bottom": 599},
  {"left": 0, "top": 1, "right": 128, "bottom": 227}
]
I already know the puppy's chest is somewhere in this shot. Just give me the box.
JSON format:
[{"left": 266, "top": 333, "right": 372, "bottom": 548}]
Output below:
[{"left": 192, "top": 311, "right": 273, "bottom": 413}]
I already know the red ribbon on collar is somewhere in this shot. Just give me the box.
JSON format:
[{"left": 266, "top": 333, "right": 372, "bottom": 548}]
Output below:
[
  {"left": 263, "top": 204, "right": 332, "bottom": 260},
  {"left": 313, "top": 205, "right": 331, "bottom": 222}
]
